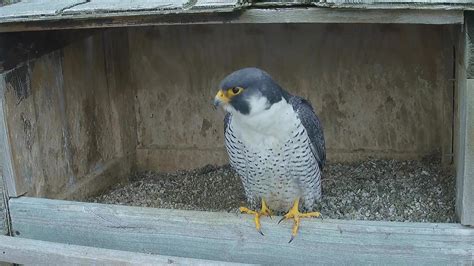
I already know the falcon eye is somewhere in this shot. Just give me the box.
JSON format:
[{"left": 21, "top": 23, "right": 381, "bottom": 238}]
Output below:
[{"left": 228, "top": 87, "right": 243, "bottom": 96}]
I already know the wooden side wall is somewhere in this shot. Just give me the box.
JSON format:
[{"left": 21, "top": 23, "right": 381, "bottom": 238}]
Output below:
[{"left": 0, "top": 29, "right": 136, "bottom": 199}]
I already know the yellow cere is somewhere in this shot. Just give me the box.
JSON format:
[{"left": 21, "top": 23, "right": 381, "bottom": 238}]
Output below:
[{"left": 215, "top": 87, "right": 244, "bottom": 103}]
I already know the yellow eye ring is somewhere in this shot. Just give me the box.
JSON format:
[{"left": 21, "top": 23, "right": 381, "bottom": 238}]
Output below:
[{"left": 228, "top": 87, "right": 243, "bottom": 96}]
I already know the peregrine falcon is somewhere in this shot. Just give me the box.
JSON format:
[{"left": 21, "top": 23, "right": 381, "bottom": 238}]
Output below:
[{"left": 213, "top": 67, "right": 326, "bottom": 242}]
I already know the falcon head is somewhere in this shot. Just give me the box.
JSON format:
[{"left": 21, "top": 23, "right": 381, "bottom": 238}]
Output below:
[{"left": 213, "top": 68, "right": 289, "bottom": 116}]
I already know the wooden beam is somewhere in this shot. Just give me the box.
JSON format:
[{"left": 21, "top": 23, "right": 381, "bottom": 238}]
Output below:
[
  {"left": 0, "top": 235, "right": 246, "bottom": 265},
  {"left": 456, "top": 11, "right": 474, "bottom": 226},
  {"left": 0, "top": 75, "right": 17, "bottom": 198},
  {"left": 237, "top": 8, "right": 463, "bottom": 24},
  {"left": 8, "top": 197, "right": 474, "bottom": 265},
  {"left": 0, "top": 8, "right": 464, "bottom": 33}
]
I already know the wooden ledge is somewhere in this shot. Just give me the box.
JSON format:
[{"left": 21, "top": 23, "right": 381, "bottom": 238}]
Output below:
[{"left": 7, "top": 197, "right": 474, "bottom": 264}]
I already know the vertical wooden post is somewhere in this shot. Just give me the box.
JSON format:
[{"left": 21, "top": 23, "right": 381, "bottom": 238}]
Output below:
[
  {"left": 0, "top": 75, "right": 17, "bottom": 198},
  {"left": 0, "top": 75, "right": 14, "bottom": 236},
  {"left": 456, "top": 11, "right": 474, "bottom": 226}
]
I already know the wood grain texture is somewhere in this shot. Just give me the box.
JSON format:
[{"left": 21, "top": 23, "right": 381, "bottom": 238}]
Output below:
[
  {"left": 0, "top": 0, "right": 86, "bottom": 18},
  {"left": 467, "top": 12, "right": 474, "bottom": 79},
  {"left": 456, "top": 13, "right": 474, "bottom": 226},
  {"left": 63, "top": 0, "right": 189, "bottom": 15},
  {"left": 131, "top": 24, "right": 455, "bottom": 171},
  {"left": 0, "top": 235, "right": 247, "bottom": 265},
  {"left": 236, "top": 8, "right": 463, "bottom": 24},
  {"left": 0, "top": 169, "right": 6, "bottom": 235},
  {"left": 193, "top": 0, "right": 245, "bottom": 9},
  {"left": 9, "top": 197, "right": 474, "bottom": 265},
  {"left": 463, "top": 79, "right": 474, "bottom": 225},
  {"left": 456, "top": 78, "right": 474, "bottom": 226},
  {"left": 0, "top": 75, "right": 17, "bottom": 198},
  {"left": 0, "top": 7, "right": 464, "bottom": 33}
]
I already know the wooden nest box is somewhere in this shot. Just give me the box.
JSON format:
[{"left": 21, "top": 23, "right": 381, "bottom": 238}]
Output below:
[{"left": 0, "top": 0, "right": 473, "bottom": 264}]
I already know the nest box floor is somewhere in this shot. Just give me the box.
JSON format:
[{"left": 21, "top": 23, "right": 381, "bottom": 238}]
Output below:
[{"left": 88, "top": 158, "right": 456, "bottom": 223}]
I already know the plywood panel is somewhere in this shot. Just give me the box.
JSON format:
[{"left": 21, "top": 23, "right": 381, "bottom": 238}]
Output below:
[
  {"left": 61, "top": 33, "right": 115, "bottom": 179},
  {"left": 0, "top": 30, "right": 135, "bottom": 199},
  {"left": 130, "top": 24, "right": 455, "bottom": 171},
  {"left": 2, "top": 52, "right": 69, "bottom": 197}
]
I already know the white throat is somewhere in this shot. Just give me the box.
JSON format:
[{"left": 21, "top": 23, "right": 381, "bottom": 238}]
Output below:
[{"left": 230, "top": 98, "right": 299, "bottom": 149}]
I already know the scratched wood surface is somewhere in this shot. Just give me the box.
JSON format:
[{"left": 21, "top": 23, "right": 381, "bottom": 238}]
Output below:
[
  {"left": 0, "top": 0, "right": 86, "bottom": 18},
  {"left": 62, "top": 0, "right": 189, "bottom": 15},
  {"left": 0, "top": 0, "right": 471, "bottom": 33},
  {"left": 9, "top": 197, "right": 474, "bottom": 265}
]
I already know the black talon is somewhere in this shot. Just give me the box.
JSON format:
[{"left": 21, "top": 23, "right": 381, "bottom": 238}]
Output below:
[
  {"left": 278, "top": 217, "right": 286, "bottom": 224},
  {"left": 288, "top": 236, "right": 295, "bottom": 243},
  {"left": 258, "top": 229, "right": 264, "bottom": 236}
]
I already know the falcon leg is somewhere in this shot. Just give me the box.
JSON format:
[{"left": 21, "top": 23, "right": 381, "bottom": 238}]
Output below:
[
  {"left": 239, "top": 199, "right": 272, "bottom": 236},
  {"left": 278, "top": 198, "right": 321, "bottom": 243}
]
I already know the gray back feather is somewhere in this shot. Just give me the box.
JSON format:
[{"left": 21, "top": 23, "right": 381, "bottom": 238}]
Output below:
[{"left": 289, "top": 96, "right": 326, "bottom": 169}]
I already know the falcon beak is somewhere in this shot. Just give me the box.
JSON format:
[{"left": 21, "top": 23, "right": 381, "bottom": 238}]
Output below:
[{"left": 214, "top": 90, "right": 229, "bottom": 108}]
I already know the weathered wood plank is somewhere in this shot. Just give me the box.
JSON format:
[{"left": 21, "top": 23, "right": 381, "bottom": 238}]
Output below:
[
  {"left": 456, "top": 11, "right": 474, "bottom": 226},
  {"left": 0, "top": 8, "right": 464, "bottom": 33},
  {"left": 456, "top": 78, "right": 474, "bottom": 226},
  {"left": 0, "top": 235, "right": 246, "bottom": 265},
  {"left": 0, "top": 168, "right": 6, "bottom": 235},
  {"left": 0, "top": 75, "right": 17, "bottom": 198},
  {"left": 193, "top": 0, "right": 245, "bottom": 9},
  {"left": 62, "top": 0, "right": 189, "bottom": 15},
  {"left": 236, "top": 8, "right": 463, "bottom": 24},
  {"left": 0, "top": 0, "right": 86, "bottom": 19},
  {"left": 62, "top": 0, "right": 242, "bottom": 14},
  {"left": 327, "top": 0, "right": 474, "bottom": 4},
  {"left": 467, "top": 12, "right": 474, "bottom": 79},
  {"left": 9, "top": 197, "right": 474, "bottom": 265}
]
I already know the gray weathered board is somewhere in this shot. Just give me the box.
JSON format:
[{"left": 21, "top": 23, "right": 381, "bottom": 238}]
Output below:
[
  {"left": 63, "top": 0, "right": 241, "bottom": 14},
  {"left": 0, "top": 172, "right": 6, "bottom": 235},
  {"left": 457, "top": 78, "right": 474, "bottom": 226},
  {"left": 0, "top": 0, "right": 242, "bottom": 21},
  {"left": 9, "top": 197, "right": 474, "bottom": 265},
  {"left": 0, "top": 8, "right": 465, "bottom": 33},
  {"left": 0, "top": 235, "right": 249, "bottom": 265},
  {"left": 455, "top": 12, "right": 474, "bottom": 227},
  {"left": 0, "top": 0, "right": 471, "bottom": 33},
  {"left": 0, "top": 77, "right": 11, "bottom": 236},
  {"left": 0, "top": 0, "right": 86, "bottom": 18}
]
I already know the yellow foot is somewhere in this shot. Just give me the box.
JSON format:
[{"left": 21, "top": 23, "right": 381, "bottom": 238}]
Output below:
[
  {"left": 239, "top": 199, "right": 273, "bottom": 236},
  {"left": 278, "top": 198, "right": 321, "bottom": 243}
]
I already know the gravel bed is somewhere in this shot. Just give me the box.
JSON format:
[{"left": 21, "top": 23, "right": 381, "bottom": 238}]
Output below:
[{"left": 89, "top": 158, "right": 456, "bottom": 223}]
